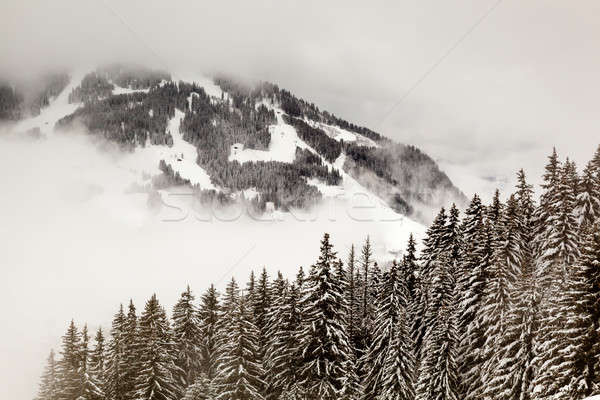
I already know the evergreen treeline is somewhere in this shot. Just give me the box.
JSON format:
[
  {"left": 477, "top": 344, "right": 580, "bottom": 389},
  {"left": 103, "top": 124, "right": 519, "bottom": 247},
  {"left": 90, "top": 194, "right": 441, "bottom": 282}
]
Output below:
[
  {"left": 0, "top": 72, "right": 69, "bottom": 120},
  {"left": 36, "top": 145, "right": 600, "bottom": 400},
  {"left": 343, "top": 141, "right": 466, "bottom": 222},
  {"left": 283, "top": 116, "right": 342, "bottom": 163},
  {"left": 97, "top": 64, "right": 171, "bottom": 90}
]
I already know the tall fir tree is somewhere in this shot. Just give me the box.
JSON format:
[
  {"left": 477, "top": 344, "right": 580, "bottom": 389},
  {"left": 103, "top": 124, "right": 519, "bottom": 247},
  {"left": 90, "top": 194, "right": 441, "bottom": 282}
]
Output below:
[
  {"left": 134, "top": 294, "right": 182, "bottom": 400},
  {"left": 357, "top": 236, "right": 374, "bottom": 358},
  {"left": 214, "top": 295, "right": 265, "bottom": 400},
  {"left": 379, "top": 260, "right": 416, "bottom": 400},
  {"left": 89, "top": 328, "right": 106, "bottom": 400},
  {"left": 334, "top": 259, "right": 361, "bottom": 400},
  {"left": 79, "top": 324, "right": 104, "bottom": 400},
  {"left": 122, "top": 300, "right": 142, "bottom": 400},
  {"left": 198, "top": 285, "right": 220, "bottom": 381},
  {"left": 37, "top": 350, "right": 60, "bottom": 400},
  {"left": 58, "top": 320, "right": 82, "bottom": 400},
  {"left": 480, "top": 195, "right": 523, "bottom": 398},
  {"left": 402, "top": 234, "right": 418, "bottom": 301},
  {"left": 298, "top": 233, "right": 352, "bottom": 399},
  {"left": 345, "top": 244, "right": 361, "bottom": 351},
  {"left": 537, "top": 159, "right": 580, "bottom": 284},
  {"left": 362, "top": 260, "right": 414, "bottom": 400},
  {"left": 264, "top": 283, "right": 302, "bottom": 400},
  {"left": 106, "top": 305, "right": 127, "bottom": 400},
  {"left": 456, "top": 194, "right": 491, "bottom": 399},
  {"left": 582, "top": 225, "right": 600, "bottom": 390},
  {"left": 415, "top": 250, "right": 460, "bottom": 400},
  {"left": 172, "top": 286, "right": 202, "bottom": 388},
  {"left": 483, "top": 169, "right": 539, "bottom": 400},
  {"left": 575, "top": 161, "right": 600, "bottom": 231},
  {"left": 534, "top": 148, "right": 561, "bottom": 259},
  {"left": 414, "top": 208, "right": 448, "bottom": 363}
]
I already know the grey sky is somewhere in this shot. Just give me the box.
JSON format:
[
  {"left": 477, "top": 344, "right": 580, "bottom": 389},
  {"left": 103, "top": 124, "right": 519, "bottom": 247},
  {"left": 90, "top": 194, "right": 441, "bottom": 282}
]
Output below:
[{"left": 2, "top": 0, "right": 600, "bottom": 199}]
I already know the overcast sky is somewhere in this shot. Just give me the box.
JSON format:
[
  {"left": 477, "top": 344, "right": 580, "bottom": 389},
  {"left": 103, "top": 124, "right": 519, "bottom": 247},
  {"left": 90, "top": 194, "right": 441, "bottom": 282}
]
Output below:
[
  {"left": 1, "top": 1, "right": 600, "bottom": 398},
  {"left": 2, "top": 0, "right": 599, "bottom": 199}
]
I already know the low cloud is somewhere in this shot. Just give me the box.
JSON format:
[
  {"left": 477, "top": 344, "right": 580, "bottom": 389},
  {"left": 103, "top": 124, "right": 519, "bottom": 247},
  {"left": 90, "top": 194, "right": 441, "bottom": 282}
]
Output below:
[{"left": 0, "top": 127, "right": 422, "bottom": 399}]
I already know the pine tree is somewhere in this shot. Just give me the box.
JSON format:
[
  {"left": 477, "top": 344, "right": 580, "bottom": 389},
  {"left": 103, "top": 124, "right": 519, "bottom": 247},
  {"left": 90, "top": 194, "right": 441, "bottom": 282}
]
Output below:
[
  {"left": 415, "top": 250, "right": 460, "bottom": 400},
  {"left": 363, "top": 260, "right": 414, "bottom": 400},
  {"left": 295, "top": 266, "right": 305, "bottom": 290},
  {"left": 79, "top": 324, "right": 104, "bottom": 400},
  {"left": 172, "top": 286, "right": 202, "bottom": 388},
  {"left": 379, "top": 261, "right": 415, "bottom": 400},
  {"left": 537, "top": 160, "right": 580, "bottom": 283},
  {"left": 583, "top": 225, "right": 600, "bottom": 390},
  {"left": 253, "top": 267, "right": 271, "bottom": 387},
  {"left": 482, "top": 169, "right": 539, "bottom": 400},
  {"left": 245, "top": 271, "right": 256, "bottom": 305},
  {"left": 402, "top": 234, "right": 418, "bottom": 301},
  {"left": 414, "top": 208, "right": 448, "bottom": 362},
  {"left": 488, "top": 189, "right": 504, "bottom": 227},
  {"left": 335, "top": 259, "right": 361, "bottom": 400},
  {"left": 297, "top": 233, "right": 352, "bottom": 399},
  {"left": 345, "top": 244, "right": 361, "bottom": 350},
  {"left": 198, "top": 285, "right": 220, "bottom": 381},
  {"left": 592, "top": 145, "right": 600, "bottom": 176},
  {"left": 58, "top": 320, "right": 82, "bottom": 400},
  {"left": 456, "top": 195, "right": 491, "bottom": 399},
  {"left": 532, "top": 224, "right": 598, "bottom": 399},
  {"left": 214, "top": 296, "right": 265, "bottom": 400},
  {"left": 123, "top": 300, "right": 141, "bottom": 400},
  {"left": 534, "top": 148, "right": 561, "bottom": 258},
  {"left": 575, "top": 161, "right": 600, "bottom": 230},
  {"left": 264, "top": 283, "right": 302, "bottom": 400},
  {"left": 357, "top": 236, "right": 374, "bottom": 356},
  {"left": 106, "top": 305, "right": 127, "bottom": 400},
  {"left": 37, "top": 350, "right": 60, "bottom": 400},
  {"left": 480, "top": 195, "right": 523, "bottom": 398},
  {"left": 89, "top": 328, "right": 106, "bottom": 400},
  {"left": 134, "top": 294, "right": 182, "bottom": 400}
]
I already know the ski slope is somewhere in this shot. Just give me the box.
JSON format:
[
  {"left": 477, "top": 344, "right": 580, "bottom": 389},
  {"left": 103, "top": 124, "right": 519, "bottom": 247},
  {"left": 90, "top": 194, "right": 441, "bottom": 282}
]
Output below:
[
  {"left": 7, "top": 68, "right": 425, "bottom": 256},
  {"left": 12, "top": 69, "right": 88, "bottom": 137},
  {"left": 224, "top": 104, "right": 426, "bottom": 254},
  {"left": 228, "top": 109, "right": 304, "bottom": 164},
  {"left": 305, "top": 119, "right": 378, "bottom": 147},
  {"left": 118, "top": 109, "right": 216, "bottom": 190},
  {"left": 112, "top": 84, "right": 150, "bottom": 95}
]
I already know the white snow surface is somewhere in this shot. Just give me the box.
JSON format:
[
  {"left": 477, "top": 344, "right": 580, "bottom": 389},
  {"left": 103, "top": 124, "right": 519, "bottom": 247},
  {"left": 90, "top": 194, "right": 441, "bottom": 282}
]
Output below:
[
  {"left": 228, "top": 109, "right": 304, "bottom": 164},
  {"left": 172, "top": 70, "right": 226, "bottom": 99},
  {"left": 305, "top": 119, "right": 378, "bottom": 147},
  {"left": 119, "top": 109, "right": 216, "bottom": 190},
  {"left": 227, "top": 104, "right": 425, "bottom": 255},
  {"left": 12, "top": 69, "right": 88, "bottom": 137},
  {"left": 111, "top": 84, "right": 150, "bottom": 95}
]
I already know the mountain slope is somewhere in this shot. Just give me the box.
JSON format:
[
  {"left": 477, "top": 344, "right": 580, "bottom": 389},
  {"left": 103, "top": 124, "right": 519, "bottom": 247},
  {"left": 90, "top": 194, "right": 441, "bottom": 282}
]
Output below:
[{"left": 2, "top": 64, "right": 466, "bottom": 224}]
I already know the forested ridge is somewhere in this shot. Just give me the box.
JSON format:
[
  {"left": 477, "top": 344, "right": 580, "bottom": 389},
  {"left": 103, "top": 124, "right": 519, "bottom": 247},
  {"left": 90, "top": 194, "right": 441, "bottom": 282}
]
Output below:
[
  {"left": 35, "top": 145, "right": 600, "bottom": 400},
  {"left": 49, "top": 66, "right": 464, "bottom": 221},
  {"left": 0, "top": 72, "right": 69, "bottom": 120}
]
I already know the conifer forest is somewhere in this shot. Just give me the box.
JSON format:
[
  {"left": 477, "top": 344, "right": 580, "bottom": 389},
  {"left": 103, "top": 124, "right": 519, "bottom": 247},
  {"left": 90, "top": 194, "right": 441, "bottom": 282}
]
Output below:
[{"left": 35, "top": 146, "right": 600, "bottom": 400}]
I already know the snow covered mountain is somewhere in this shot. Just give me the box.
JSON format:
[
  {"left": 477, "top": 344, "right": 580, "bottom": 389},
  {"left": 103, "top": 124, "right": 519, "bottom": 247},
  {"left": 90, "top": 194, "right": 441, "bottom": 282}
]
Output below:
[{"left": 0, "top": 64, "right": 466, "bottom": 255}]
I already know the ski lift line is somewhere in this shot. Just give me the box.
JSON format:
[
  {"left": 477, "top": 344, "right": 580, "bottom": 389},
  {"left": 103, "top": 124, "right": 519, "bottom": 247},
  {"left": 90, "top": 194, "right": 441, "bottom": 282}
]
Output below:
[{"left": 376, "top": 0, "right": 504, "bottom": 129}]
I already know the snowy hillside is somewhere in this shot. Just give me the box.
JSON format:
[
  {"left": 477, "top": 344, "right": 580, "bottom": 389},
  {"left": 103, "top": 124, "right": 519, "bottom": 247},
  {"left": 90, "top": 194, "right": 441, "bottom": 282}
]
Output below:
[
  {"left": 0, "top": 64, "right": 471, "bottom": 256},
  {"left": 1, "top": 65, "right": 430, "bottom": 256}
]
